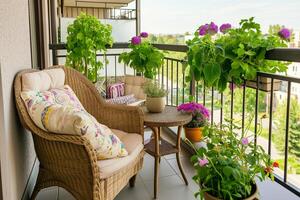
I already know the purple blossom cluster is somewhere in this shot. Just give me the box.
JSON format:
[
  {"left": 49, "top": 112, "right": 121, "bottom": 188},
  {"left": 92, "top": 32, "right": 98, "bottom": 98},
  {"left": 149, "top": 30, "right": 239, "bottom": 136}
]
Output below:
[
  {"left": 199, "top": 22, "right": 232, "bottom": 36},
  {"left": 278, "top": 28, "right": 291, "bottom": 40},
  {"left": 220, "top": 23, "right": 232, "bottom": 33},
  {"left": 131, "top": 32, "right": 149, "bottom": 45},
  {"left": 177, "top": 102, "right": 210, "bottom": 119}
]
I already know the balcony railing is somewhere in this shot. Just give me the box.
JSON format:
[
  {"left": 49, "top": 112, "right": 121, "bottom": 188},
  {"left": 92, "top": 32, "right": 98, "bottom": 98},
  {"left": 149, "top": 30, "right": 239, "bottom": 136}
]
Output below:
[
  {"left": 49, "top": 43, "right": 300, "bottom": 197},
  {"left": 62, "top": 7, "right": 136, "bottom": 20}
]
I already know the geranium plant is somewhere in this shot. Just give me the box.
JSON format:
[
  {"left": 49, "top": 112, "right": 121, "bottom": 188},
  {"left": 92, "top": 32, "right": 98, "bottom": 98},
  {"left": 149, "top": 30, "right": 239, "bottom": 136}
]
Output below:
[
  {"left": 177, "top": 102, "right": 210, "bottom": 128},
  {"left": 66, "top": 13, "right": 113, "bottom": 82},
  {"left": 119, "top": 32, "right": 164, "bottom": 79},
  {"left": 189, "top": 122, "right": 279, "bottom": 200},
  {"left": 186, "top": 17, "right": 290, "bottom": 92}
]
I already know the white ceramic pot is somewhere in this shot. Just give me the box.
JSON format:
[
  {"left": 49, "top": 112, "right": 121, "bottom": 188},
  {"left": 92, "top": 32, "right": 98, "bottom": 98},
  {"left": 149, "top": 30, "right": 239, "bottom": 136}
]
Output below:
[{"left": 146, "top": 97, "right": 166, "bottom": 113}]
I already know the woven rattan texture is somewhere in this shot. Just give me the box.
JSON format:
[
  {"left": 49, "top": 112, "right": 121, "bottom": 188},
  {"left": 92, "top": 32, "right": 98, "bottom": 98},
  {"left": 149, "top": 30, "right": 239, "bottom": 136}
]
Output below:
[{"left": 14, "top": 66, "right": 145, "bottom": 200}]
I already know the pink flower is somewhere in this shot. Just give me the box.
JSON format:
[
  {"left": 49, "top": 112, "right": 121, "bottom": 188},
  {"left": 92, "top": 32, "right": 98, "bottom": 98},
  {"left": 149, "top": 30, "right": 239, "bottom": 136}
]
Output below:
[
  {"left": 131, "top": 36, "right": 141, "bottom": 45},
  {"left": 229, "top": 82, "right": 236, "bottom": 91},
  {"left": 198, "top": 158, "right": 209, "bottom": 167},
  {"left": 241, "top": 137, "right": 249, "bottom": 145}
]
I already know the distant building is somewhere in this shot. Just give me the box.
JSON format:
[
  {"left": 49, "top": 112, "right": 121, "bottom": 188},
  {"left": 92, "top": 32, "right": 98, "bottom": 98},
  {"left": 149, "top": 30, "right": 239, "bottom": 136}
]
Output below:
[
  {"left": 60, "top": 0, "right": 136, "bottom": 43},
  {"left": 289, "top": 30, "right": 300, "bottom": 48}
]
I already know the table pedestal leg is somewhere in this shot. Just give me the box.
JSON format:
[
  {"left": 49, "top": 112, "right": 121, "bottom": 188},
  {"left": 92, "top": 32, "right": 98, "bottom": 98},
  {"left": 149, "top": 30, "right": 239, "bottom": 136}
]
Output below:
[
  {"left": 176, "top": 126, "right": 188, "bottom": 185},
  {"left": 149, "top": 126, "right": 160, "bottom": 199}
]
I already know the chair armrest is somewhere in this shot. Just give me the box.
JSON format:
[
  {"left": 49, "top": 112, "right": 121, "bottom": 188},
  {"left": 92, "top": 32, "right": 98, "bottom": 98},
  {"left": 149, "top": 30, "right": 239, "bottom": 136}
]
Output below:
[
  {"left": 31, "top": 131, "right": 100, "bottom": 191},
  {"left": 95, "top": 102, "right": 144, "bottom": 135}
]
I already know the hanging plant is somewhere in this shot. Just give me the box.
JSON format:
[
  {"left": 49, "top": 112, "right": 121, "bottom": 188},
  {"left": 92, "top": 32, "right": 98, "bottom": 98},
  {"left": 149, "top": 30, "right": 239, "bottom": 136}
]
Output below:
[{"left": 186, "top": 17, "right": 290, "bottom": 92}]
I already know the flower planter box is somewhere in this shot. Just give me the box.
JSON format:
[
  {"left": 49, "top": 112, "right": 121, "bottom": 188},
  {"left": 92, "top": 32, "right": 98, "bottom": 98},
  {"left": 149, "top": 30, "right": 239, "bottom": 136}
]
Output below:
[{"left": 246, "top": 76, "right": 281, "bottom": 92}]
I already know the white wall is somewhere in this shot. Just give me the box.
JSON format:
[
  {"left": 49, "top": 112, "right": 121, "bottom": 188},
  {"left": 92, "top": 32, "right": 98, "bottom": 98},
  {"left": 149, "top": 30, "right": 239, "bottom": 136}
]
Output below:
[
  {"left": 0, "top": 0, "right": 36, "bottom": 199},
  {"left": 60, "top": 18, "right": 135, "bottom": 43}
]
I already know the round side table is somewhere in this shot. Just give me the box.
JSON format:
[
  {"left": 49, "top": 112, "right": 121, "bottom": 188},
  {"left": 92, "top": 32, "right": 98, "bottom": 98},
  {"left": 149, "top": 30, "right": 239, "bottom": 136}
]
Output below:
[{"left": 143, "top": 106, "right": 192, "bottom": 199}]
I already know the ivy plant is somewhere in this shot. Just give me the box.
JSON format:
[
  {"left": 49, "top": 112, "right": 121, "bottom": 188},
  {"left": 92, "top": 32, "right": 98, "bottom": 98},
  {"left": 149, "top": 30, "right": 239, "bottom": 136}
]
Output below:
[
  {"left": 66, "top": 13, "right": 113, "bottom": 82},
  {"left": 119, "top": 33, "right": 164, "bottom": 79},
  {"left": 186, "top": 18, "right": 289, "bottom": 92}
]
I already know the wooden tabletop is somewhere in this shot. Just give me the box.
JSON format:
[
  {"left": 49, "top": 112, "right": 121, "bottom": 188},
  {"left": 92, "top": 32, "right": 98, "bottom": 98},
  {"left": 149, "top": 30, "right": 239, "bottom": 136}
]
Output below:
[{"left": 143, "top": 106, "right": 192, "bottom": 127}]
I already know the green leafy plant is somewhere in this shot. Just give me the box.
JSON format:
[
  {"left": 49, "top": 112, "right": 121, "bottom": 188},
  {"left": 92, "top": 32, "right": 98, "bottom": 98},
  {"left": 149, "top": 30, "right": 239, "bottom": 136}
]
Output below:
[
  {"left": 186, "top": 18, "right": 289, "bottom": 92},
  {"left": 189, "top": 121, "right": 279, "bottom": 200},
  {"left": 66, "top": 13, "right": 113, "bottom": 82},
  {"left": 119, "top": 33, "right": 164, "bottom": 79},
  {"left": 143, "top": 81, "right": 167, "bottom": 98}
]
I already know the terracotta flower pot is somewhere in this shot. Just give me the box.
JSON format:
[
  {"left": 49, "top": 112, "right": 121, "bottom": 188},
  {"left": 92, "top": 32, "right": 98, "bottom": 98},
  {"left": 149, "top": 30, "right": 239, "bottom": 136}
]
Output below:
[
  {"left": 203, "top": 183, "right": 259, "bottom": 200},
  {"left": 146, "top": 97, "right": 166, "bottom": 113},
  {"left": 184, "top": 127, "right": 203, "bottom": 142}
]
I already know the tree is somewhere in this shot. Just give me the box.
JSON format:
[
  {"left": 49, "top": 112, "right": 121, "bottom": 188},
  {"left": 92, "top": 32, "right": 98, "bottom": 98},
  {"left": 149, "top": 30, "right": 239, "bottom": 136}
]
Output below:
[
  {"left": 274, "top": 98, "right": 300, "bottom": 158},
  {"left": 289, "top": 99, "right": 300, "bottom": 157}
]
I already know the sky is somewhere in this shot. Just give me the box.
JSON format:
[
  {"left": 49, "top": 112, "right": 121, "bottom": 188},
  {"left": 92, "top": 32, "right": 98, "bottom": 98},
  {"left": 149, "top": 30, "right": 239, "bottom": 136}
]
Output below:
[{"left": 138, "top": 0, "right": 300, "bottom": 34}]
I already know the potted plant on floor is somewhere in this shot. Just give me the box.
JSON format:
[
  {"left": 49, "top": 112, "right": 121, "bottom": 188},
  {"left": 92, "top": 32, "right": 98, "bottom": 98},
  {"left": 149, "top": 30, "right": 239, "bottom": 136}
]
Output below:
[
  {"left": 188, "top": 123, "right": 279, "bottom": 200},
  {"left": 186, "top": 18, "right": 290, "bottom": 92},
  {"left": 177, "top": 102, "right": 210, "bottom": 142},
  {"left": 118, "top": 32, "right": 164, "bottom": 79},
  {"left": 66, "top": 13, "right": 113, "bottom": 82},
  {"left": 143, "top": 81, "right": 167, "bottom": 113}
]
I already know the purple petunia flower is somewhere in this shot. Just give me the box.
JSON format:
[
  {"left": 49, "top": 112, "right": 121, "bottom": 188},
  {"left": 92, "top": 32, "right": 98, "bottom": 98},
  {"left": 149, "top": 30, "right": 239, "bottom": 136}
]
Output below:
[
  {"left": 278, "top": 28, "right": 291, "bottom": 40},
  {"left": 199, "top": 22, "right": 218, "bottom": 36},
  {"left": 198, "top": 158, "right": 209, "bottom": 167},
  {"left": 241, "top": 137, "right": 249, "bottom": 145},
  {"left": 208, "top": 22, "right": 218, "bottom": 34},
  {"left": 229, "top": 82, "right": 236, "bottom": 91},
  {"left": 140, "top": 32, "right": 148, "bottom": 38},
  {"left": 199, "top": 24, "right": 209, "bottom": 36},
  {"left": 131, "top": 36, "right": 141, "bottom": 45},
  {"left": 220, "top": 23, "right": 232, "bottom": 33}
]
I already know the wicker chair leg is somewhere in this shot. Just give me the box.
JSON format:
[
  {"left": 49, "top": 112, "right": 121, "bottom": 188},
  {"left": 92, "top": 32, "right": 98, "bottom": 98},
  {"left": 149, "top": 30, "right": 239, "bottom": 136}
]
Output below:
[{"left": 129, "top": 175, "right": 137, "bottom": 187}]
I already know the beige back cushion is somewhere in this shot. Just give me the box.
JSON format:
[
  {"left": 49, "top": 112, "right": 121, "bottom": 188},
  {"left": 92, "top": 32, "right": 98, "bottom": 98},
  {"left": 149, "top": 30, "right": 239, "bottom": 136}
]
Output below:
[
  {"left": 124, "top": 75, "right": 147, "bottom": 100},
  {"left": 22, "top": 68, "right": 65, "bottom": 91}
]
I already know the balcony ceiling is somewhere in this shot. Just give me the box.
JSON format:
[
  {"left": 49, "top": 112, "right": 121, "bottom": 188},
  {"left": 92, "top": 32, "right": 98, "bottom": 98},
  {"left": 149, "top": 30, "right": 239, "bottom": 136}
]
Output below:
[{"left": 64, "top": 0, "right": 134, "bottom": 8}]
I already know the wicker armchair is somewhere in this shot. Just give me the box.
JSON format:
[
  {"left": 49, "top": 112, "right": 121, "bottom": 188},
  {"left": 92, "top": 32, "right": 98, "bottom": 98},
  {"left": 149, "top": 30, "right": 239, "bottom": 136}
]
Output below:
[{"left": 14, "top": 66, "right": 145, "bottom": 200}]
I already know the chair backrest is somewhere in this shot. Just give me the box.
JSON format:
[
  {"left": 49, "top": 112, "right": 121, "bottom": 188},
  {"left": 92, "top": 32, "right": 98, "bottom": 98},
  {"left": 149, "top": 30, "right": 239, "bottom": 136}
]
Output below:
[
  {"left": 124, "top": 75, "right": 147, "bottom": 100},
  {"left": 14, "top": 65, "right": 105, "bottom": 136}
]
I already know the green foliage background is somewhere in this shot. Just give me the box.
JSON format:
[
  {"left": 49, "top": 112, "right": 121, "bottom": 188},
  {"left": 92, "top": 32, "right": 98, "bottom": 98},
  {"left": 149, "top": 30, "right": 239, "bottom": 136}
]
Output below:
[{"left": 66, "top": 13, "right": 113, "bottom": 82}]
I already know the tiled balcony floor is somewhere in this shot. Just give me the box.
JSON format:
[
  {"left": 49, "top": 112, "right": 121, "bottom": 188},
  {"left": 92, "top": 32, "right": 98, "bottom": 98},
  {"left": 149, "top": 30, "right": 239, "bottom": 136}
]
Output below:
[{"left": 36, "top": 131, "right": 300, "bottom": 200}]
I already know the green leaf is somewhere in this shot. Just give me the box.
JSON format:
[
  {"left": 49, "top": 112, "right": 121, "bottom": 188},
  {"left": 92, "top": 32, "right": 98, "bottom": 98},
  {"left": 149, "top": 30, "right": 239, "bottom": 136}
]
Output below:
[
  {"left": 231, "top": 61, "right": 240, "bottom": 69},
  {"left": 203, "top": 63, "right": 221, "bottom": 86},
  {"left": 223, "top": 166, "right": 233, "bottom": 178}
]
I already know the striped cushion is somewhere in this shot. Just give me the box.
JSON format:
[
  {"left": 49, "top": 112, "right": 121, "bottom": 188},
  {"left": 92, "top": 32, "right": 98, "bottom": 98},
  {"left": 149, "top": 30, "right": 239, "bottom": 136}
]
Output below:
[
  {"left": 106, "top": 94, "right": 137, "bottom": 105},
  {"left": 107, "top": 82, "right": 125, "bottom": 98}
]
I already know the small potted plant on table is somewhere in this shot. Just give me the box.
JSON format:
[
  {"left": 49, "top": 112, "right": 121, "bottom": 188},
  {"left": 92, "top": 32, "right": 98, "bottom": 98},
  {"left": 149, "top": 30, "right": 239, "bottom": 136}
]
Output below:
[
  {"left": 177, "top": 102, "right": 210, "bottom": 142},
  {"left": 143, "top": 81, "right": 168, "bottom": 113},
  {"left": 189, "top": 123, "right": 279, "bottom": 200}
]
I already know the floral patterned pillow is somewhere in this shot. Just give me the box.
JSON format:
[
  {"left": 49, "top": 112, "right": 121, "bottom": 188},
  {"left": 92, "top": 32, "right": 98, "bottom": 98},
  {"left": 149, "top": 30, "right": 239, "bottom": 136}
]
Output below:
[
  {"left": 21, "top": 86, "right": 128, "bottom": 159},
  {"left": 50, "top": 85, "right": 84, "bottom": 110}
]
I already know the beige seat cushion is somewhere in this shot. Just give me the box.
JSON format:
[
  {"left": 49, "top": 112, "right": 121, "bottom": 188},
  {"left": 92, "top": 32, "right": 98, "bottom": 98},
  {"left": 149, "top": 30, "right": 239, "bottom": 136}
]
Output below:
[{"left": 98, "top": 129, "right": 144, "bottom": 179}]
